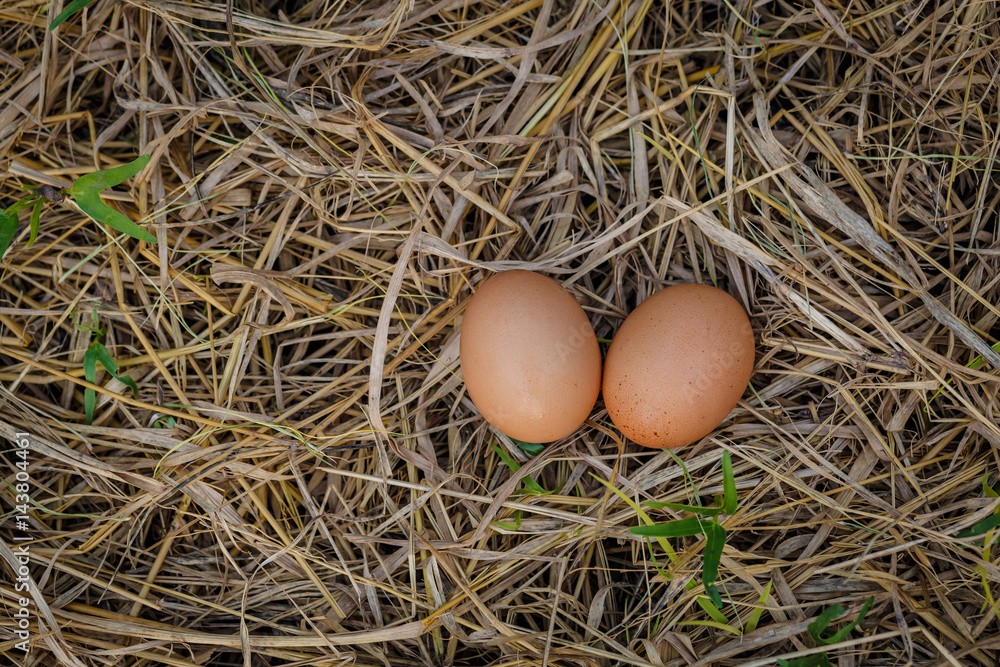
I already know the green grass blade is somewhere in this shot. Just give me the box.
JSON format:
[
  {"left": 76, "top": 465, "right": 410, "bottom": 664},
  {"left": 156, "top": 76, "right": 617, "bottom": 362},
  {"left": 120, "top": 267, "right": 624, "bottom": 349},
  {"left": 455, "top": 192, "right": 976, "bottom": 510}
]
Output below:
[
  {"left": 983, "top": 472, "right": 998, "bottom": 499},
  {"left": 630, "top": 517, "right": 710, "bottom": 538},
  {"left": 28, "top": 199, "right": 43, "bottom": 248},
  {"left": 49, "top": 0, "right": 99, "bottom": 31},
  {"left": 695, "top": 596, "right": 731, "bottom": 625},
  {"left": 489, "top": 440, "right": 519, "bottom": 471},
  {"left": 642, "top": 536, "right": 675, "bottom": 580},
  {"left": 667, "top": 449, "right": 702, "bottom": 506},
  {"left": 491, "top": 509, "right": 521, "bottom": 531},
  {"left": 592, "top": 474, "right": 676, "bottom": 561},
  {"left": 722, "top": 450, "right": 737, "bottom": 515},
  {"left": 746, "top": 580, "right": 772, "bottom": 633},
  {"left": 966, "top": 344, "right": 1000, "bottom": 371},
  {"left": 94, "top": 342, "right": 139, "bottom": 396},
  {"left": 488, "top": 441, "right": 546, "bottom": 495},
  {"left": 7, "top": 196, "right": 38, "bottom": 214},
  {"left": 806, "top": 604, "right": 844, "bottom": 644},
  {"left": 702, "top": 521, "right": 726, "bottom": 586},
  {"left": 643, "top": 500, "right": 722, "bottom": 516},
  {"left": 812, "top": 596, "right": 873, "bottom": 646},
  {"left": 705, "top": 583, "right": 723, "bottom": 608},
  {"left": 958, "top": 513, "right": 1000, "bottom": 540},
  {"left": 0, "top": 209, "right": 19, "bottom": 258},
  {"left": 84, "top": 343, "right": 98, "bottom": 424},
  {"left": 929, "top": 341, "right": 1000, "bottom": 403}
]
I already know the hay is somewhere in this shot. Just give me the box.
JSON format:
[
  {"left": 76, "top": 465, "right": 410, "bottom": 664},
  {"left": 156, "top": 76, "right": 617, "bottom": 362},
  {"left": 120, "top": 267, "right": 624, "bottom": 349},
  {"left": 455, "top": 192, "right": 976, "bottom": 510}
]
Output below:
[{"left": 1, "top": 0, "right": 999, "bottom": 665}]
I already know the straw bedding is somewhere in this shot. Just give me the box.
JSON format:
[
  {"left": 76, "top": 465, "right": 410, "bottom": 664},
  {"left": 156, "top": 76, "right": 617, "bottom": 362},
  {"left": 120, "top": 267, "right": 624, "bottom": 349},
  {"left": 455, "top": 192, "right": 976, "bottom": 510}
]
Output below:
[{"left": 1, "top": 0, "right": 999, "bottom": 665}]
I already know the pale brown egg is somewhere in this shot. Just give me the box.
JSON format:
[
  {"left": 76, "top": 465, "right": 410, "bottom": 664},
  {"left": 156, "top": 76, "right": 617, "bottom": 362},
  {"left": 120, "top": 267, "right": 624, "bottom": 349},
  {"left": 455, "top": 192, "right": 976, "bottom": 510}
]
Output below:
[
  {"left": 460, "top": 270, "right": 602, "bottom": 443},
  {"left": 602, "top": 283, "right": 755, "bottom": 449}
]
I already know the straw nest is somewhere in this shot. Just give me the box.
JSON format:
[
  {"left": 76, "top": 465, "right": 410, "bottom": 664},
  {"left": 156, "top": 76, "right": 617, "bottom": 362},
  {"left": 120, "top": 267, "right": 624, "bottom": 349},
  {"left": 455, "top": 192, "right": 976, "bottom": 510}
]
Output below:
[{"left": 1, "top": 0, "right": 999, "bottom": 665}]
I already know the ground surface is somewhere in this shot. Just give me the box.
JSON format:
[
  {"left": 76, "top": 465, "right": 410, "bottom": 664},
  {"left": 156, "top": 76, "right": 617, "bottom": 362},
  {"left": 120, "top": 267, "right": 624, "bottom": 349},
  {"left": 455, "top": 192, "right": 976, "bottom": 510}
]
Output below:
[{"left": 1, "top": 0, "right": 1000, "bottom": 665}]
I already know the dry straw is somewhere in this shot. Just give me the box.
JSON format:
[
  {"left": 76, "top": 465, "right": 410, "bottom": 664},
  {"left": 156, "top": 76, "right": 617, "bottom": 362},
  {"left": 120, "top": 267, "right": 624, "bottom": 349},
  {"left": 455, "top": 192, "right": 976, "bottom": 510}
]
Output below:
[{"left": 1, "top": 0, "right": 999, "bottom": 665}]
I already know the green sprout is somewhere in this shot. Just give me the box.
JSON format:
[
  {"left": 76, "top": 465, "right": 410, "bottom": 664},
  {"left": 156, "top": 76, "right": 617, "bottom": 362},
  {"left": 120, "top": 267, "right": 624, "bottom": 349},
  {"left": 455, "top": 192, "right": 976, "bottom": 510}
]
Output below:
[
  {"left": 777, "top": 597, "right": 875, "bottom": 667},
  {"left": 49, "top": 0, "right": 99, "bottom": 31},
  {"left": 956, "top": 472, "right": 1000, "bottom": 621},
  {"left": 928, "top": 340, "right": 1000, "bottom": 407},
  {"left": 79, "top": 307, "right": 139, "bottom": 425},
  {"left": 153, "top": 416, "right": 178, "bottom": 429},
  {"left": 629, "top": 450, "right": 738, "bottom": 609},
  {"left": 489, "top": 440, "right": 551, "bottom": 530},
  {"left": 0, "top": 155, "right": 155, "bottom": 264},
  {"left": 957, "top": 473, "right": 1000, "bottom": 542}
]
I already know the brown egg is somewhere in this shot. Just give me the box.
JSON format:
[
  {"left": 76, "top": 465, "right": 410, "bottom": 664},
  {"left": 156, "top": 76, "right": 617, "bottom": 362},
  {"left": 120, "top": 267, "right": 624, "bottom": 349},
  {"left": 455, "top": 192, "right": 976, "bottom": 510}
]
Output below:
[
  {"left": 603, "top": 283, "right": 755, "bottom": 449},
  {"left": 460, "top": 270, "right": 602, "bottom": 443}
]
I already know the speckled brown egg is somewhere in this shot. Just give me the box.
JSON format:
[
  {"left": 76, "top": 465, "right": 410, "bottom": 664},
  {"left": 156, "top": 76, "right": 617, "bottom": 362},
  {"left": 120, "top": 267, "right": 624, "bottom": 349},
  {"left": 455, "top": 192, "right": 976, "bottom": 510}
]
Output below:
[
  {"left": 602, "top": 283, "right": 755, "bottom": 449},
  {"left": 460, "top": 270, "right": 602, "bottom": 443}
]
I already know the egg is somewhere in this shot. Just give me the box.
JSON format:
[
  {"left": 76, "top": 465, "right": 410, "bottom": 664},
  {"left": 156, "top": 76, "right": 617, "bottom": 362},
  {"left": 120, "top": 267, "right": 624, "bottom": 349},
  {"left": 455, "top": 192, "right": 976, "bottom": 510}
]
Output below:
[
  {"left": 460, "top": 270, "right": 602, "bottom": 443},
  {"left": 602, "top": 283, "right": 755, "bottom": 449}
]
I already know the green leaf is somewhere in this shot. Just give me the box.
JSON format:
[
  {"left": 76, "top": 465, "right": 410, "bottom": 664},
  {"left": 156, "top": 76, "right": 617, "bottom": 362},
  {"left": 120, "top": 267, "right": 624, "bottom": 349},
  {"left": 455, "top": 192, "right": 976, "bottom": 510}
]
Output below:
[
  {"left": 0, "top": 209, "right": 19, "bottom": 258},
  {"left": 94, "top": 342, "right": 139, "bottom": 396},
  {"left": 809, "top": 596, "right": 874, "bottom": 646},
  {"left": 71, "top": 155, "right": 150, "bottom": 193},
  {"left": 630, "top": 517, "right": 712, "bottom": 538},
  {"left": 777, "top": 653, "right": 834, "bottom": 667},
  {"left": 722, "top": 450, "right": 737, "bottom": 515},
  {"left": 73, "top": 186, "right": 156, "bottom": 244},
  {"left": 706, "top": 583, "right": 723, "bottom": 608},
  {"left": 491, "top": 509, "right": 521, "bottom": 531},
  {"left": 489, "top": 441, "right": 547, "bottom": 495},
  {"left": 489, "top": 440, "right": 516, "bottom": 469},
  {"left": 966, "top": 342, "right": 1000, "bottom": 373},
  {"left": 958, "top": 513, "right": 1000, "bottom": 540},
  {"left": 7, "top": 196, "right": 38, "bottom": 214},
  {"left": 642, "top": 500, "right": 722, "bottom": 516},
  {"left": 983, "top": 473, "right": 999, "bottom": 499},
  {"left": 49, "top": 0, "right": 100, "bottom": 31},
  {"left": 28, "top": 199, "right": 43, "bottom": 248},
  {"left": 517, "top": 441, "right": 545, "bottom": 456},
  {"left": 154, "top": 416, "right": 177, "bottom": 429},
  {"left": 702, "top": 521, "right": 726, "bottom": 587},
  {"left": 70, "top": 155, "right": 156, "bottom": 244},
  {"left": 746, "top": 580, "right": 772, "bottom": 634},
  {"left": 696, "top": 595, "right": 730, "bottom": 625},
  {"left": 641, "top": 536, "right": 674, "bottom": 580},
  {"left": 806, "top": 604, "right": 844, "bottom": 644},
  {"left": 84, "top": 343, "right": 98, "bottom": 424}
]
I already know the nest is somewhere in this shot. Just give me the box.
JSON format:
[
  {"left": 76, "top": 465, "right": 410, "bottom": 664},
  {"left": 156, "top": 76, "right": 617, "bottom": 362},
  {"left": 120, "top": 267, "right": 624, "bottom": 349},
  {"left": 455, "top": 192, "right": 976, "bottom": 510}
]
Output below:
[{"left": 1, "top": 0, "right": 999, "bottom": 665}]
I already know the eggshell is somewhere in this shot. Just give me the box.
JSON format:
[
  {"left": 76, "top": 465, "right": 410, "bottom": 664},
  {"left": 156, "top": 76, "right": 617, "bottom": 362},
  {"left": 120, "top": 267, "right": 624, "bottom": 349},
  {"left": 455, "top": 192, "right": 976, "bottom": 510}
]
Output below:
[
  {"left": 602, "top": 283, "right": 755, "bottom": 449},
  {"left": 460, "top": 270, "right": 602, "bottom": 443}
]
